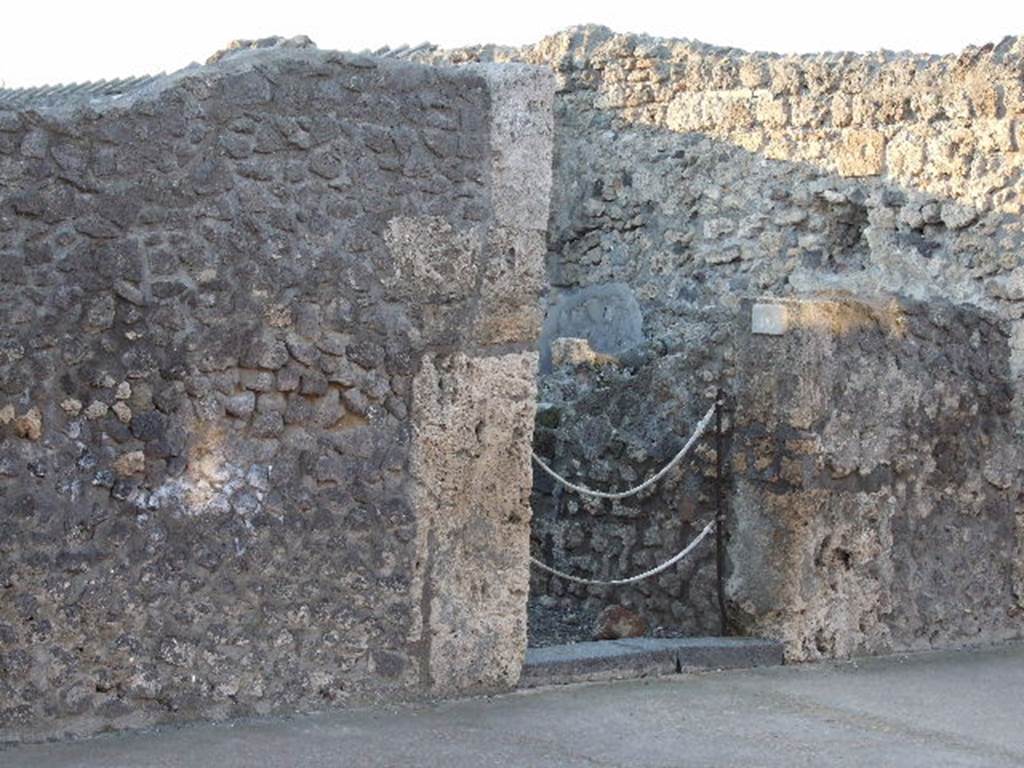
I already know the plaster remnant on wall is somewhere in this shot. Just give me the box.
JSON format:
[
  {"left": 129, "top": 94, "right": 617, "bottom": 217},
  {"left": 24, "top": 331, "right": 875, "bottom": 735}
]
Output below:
[{"left": 384, "top": 216, "right": 481, "bottom": 300}]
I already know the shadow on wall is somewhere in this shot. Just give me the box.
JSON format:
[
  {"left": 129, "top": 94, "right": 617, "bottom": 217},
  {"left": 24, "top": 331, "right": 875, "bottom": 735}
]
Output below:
[{"left": 520, "top": 30, "right": 1024, "bottom": 656}]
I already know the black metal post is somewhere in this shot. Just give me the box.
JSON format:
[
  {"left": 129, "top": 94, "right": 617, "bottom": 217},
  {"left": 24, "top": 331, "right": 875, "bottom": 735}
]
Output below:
[{"left": 714, "top": 388, "right": 728, "bottom": 636}]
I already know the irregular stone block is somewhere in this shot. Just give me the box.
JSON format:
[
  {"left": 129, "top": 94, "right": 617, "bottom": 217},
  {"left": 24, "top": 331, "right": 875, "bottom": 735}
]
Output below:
[
  {"left": 60, "top": 398, "right": 83, "bottom": 416},
  {"left": 593, "top": 605, "right": 647, "bottom": 640},
  {"left": 14, "top": 407, "right": 42, "bottom": 440},
  {"left": 835, "top": 129, "right": 886, "bottom": 177},
  {"left": 111, "top": 401, "right": 132, "bottom": 424},
  {"left": 84, "top": 401, "right": 109, "bottom": 420},
  {"left": 224, "top": 391, "right": 256, "bottom": 418},
  {"left": 539, "top": 283, "right": 643, "bottom": 373},
  {"left": 113, "top": 450, "right": 145, "bottom": 476}
]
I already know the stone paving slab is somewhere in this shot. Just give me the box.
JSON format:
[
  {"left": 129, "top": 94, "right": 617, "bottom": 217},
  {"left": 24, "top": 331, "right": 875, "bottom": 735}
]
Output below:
[{"left": 520, "top": 636, "right": 785, "bottom": 686}]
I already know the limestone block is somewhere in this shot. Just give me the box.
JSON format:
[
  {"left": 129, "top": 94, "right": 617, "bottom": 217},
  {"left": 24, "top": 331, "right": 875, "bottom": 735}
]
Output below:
[
  {"left": 472, "top": 227, "right": 547, "bottom": 346},
  {"left": 753, "top": 94, "right": 790, "bottom": 129},
  {"left": 409, "top": 352, "right": 537, "bottom": 693},
  {"left": 111, "top": 401, "right": 132, "bottom": 424},
  {"left": 885, "top": 128, "right": 927, "bottom": 179},
  {"left": 728, "top": 484, "right": 897, "bottom": 660},
  {"left": 549, "top": 337, "right": 621, "bottom": 367},
  {"left": 60, "top": 398, "right": 83, "bottom": 416},
  {"left": 739, "top": 59, "right": 769, "bottom": 89},
  {"left": 84, "top": 401, "right": 109, "bottom": 419},
  {"left": 830, "top": 94, "right": 853, "bottom": 127},
  {"left": 665, "top": 92, "right": 709, "bottom": 132},
  {"left": 976, "top": 119, "right": 1017, "bottom": 153}
]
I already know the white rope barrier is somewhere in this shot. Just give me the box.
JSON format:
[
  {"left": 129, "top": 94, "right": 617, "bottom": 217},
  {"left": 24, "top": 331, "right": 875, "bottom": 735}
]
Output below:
[
  {"left": 529, "top": 519, "right": 716, "bottom": 586},
  {"left": 530, "top": 401, "right": 718, "bottom": 500}
]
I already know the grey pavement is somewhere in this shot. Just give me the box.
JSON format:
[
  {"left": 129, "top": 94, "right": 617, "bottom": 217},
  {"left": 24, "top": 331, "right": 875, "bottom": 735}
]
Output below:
[{"left": 4, "top": 642, "right": 1023, "bottom": 768}]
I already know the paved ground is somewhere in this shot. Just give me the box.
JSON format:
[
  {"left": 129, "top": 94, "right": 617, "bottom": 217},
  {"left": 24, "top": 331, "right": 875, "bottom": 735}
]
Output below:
[{"left": 4, "top": 643, "right": 1023, "bottom": 767}]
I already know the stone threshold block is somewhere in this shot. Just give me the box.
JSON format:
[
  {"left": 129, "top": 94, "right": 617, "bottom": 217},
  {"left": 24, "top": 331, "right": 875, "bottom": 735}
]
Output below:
[{"left": 520, "top": 637, "right": 784, "bottom": 687}]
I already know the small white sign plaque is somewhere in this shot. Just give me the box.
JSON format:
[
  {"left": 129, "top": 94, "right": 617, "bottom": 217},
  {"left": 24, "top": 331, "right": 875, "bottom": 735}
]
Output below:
[{"left": 751, "top": 303, "right": 788, "bottom": 335}]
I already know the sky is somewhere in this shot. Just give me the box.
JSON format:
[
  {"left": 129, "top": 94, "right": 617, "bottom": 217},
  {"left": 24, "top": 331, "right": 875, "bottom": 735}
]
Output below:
[{"left": 2, "top": 0, "right": 1023, "bottom": 89}]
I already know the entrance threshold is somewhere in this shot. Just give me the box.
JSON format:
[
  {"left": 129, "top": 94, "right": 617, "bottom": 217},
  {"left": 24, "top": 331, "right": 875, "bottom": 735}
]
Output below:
[{"left": 520, "top": 636, "right": 784, "bottom": 687}]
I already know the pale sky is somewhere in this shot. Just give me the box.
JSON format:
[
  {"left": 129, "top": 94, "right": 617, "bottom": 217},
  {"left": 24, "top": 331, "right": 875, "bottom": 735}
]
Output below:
[{"left": 2, "top": 0, "right": 1023, "bottom": 89}]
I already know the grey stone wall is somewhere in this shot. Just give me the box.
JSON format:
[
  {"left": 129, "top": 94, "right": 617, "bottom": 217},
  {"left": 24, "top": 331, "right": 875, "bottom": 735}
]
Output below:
[
  {"left": 1, "top": 23, "right": 1022, "bottom": 744},
  {"left": 424, "top": 28, "right": 1024, "bottom": 652},
  {"left": 0, "top": 49, "right": 553, "bottom": 741}
]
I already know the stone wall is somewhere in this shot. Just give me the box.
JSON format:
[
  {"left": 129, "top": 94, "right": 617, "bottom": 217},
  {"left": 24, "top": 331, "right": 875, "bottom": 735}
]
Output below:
[
  {"left": 1, "top": 24, "right": 1022, "bottom": 744},
  {"left": 424, "top": 28, "right": 1024, "bottom": 652},
  {"left": 0, "top": 49, "right": 553, "bottom": 741},
  {"left": 527, "top": 316, "right": 727, "bottom": 645},
  {"left": 731, "top": 297, "right": 1022, "bottom": 660}
]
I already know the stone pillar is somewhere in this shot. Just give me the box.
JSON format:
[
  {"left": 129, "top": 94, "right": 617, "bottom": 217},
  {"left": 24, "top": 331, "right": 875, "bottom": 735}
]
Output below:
[
  {"left": 728, "top": 297, "right": 1022, "bottom": 661},
  {"left": 407, "top": 64, "right": 554, "bottom": 693}
]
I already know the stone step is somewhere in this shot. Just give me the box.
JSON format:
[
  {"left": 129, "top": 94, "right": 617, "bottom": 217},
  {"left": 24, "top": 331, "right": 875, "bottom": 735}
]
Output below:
[{"left": 520, "top": 636, "right": 784, "bottom": 687}]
